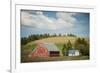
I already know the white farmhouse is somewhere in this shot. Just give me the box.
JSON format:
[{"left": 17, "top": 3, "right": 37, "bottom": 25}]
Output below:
[{"left": 68, "top": 49, "right": 80, "bottom": 56}]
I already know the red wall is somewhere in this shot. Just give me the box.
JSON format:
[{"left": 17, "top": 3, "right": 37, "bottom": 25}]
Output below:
[{"left": 29, "top": 46, "right": 49, "bottom": 58}]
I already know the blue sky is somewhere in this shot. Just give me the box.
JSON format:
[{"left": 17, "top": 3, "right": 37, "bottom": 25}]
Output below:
[{"left": 21, "top": 10, "right": 89, "bottom": 38}]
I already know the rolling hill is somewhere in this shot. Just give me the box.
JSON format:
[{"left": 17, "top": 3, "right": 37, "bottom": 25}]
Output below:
[{"left": 27, "top": 36, "right": 89, "bottom": 45}]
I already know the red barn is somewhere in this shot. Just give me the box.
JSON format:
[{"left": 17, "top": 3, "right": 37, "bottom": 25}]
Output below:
[{"left": 28, "top": 43, "right": 60, "bottom": 58}]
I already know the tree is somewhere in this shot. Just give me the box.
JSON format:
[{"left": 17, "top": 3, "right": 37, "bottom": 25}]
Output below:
[
  {"left": 67, "top": 34, "right": 77, "bottom": 37},
  {"left": 67, "top": 40, "right": 72, "bottom": 49},
  {"left": 21, "top": 37, "right": 28, "bottom": 45},
  {"left": 62, "top": 40, "right": 72, "bottom": 56},
  {"left": 59, "top": 33, "right": 61, "bottom": 37},
  {"left": 74, "top": 38, "right": 89, "bottom": 56},
  {"left": 62, "top": 44, "right": 67, "bottom": 56},
  {"left": 66, "top": 40, "right": 72, "bottom": 56}
]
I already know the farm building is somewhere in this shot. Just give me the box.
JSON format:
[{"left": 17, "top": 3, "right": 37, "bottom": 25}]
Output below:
[
  {"left": 28, "top": 43, "right": 60, "bottom": 58},
  {"left": 68, "top": 48, "right": 80, "bottom": 56}
]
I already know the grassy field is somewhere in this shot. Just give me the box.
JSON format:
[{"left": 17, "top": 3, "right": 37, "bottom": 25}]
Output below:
[
  {"left": 21, "top": 56, "right": 89, "bottom": 63},
  {"left": 29, "top": 36, "right": 78, "bottom": 45},
  {"left": 21, "top": 36, "right": 89, "bottom": 63}
]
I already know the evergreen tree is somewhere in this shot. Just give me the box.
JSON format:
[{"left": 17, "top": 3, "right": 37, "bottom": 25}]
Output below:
[
  {"left": 67, "top": 40, "right": 72, "bottom": 49},
  {"left": 62, "top": 44, "right": 67, "bottom": 56},
  {"left": 66, "top": 40, "right": 72, "bottom": 56},
  {"left": 74, "top": 38, "right": 89, "bottom": 56},
  {"left": 62, "top": 40, "right": 72, "bottom": 56}
]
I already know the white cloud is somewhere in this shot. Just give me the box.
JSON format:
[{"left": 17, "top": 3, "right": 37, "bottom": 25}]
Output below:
[
  {"left": 21, "top": 10, "right": 77, "bottom": 30},
  {"left": 56, "top": 12, "right": 76, "bottom": 28}
]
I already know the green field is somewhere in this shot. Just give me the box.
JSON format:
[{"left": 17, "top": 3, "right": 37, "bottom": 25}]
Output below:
[{"left": 21, "top": 56, "right": 89, "bottom": 63}]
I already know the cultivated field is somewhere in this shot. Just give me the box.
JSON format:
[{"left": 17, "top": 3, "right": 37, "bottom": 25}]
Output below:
[{"left": 28, "top": 36, "right": 77, "bottom": 45}]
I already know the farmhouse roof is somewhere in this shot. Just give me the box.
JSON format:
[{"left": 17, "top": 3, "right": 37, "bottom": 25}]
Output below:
[
  {"left": 68, "top": 49, "right": 79, "bottom": 54},
  {"left": 43, "top": 43, "right": 60, "bottom": 52}
]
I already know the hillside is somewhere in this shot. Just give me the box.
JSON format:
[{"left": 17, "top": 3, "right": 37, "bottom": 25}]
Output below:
[{"left": 27, "top": 36, "right": 89, "bottom": 45}]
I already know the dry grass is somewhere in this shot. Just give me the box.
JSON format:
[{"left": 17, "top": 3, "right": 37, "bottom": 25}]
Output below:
[
  {"left": 27, "top": 36, "right": 89, "bottom": 46},
  {"left": 31, "top": 36, "right": 77, "bottom": 44}
]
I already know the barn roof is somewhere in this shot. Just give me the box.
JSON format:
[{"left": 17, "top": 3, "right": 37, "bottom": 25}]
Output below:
[{"left": 44, "top": 43, "right": 60, "bottom": 52}]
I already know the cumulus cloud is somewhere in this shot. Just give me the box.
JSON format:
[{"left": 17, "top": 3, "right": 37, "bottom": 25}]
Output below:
[{"left": 21, "top": 10, "right": 77, "bottom": 30}]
